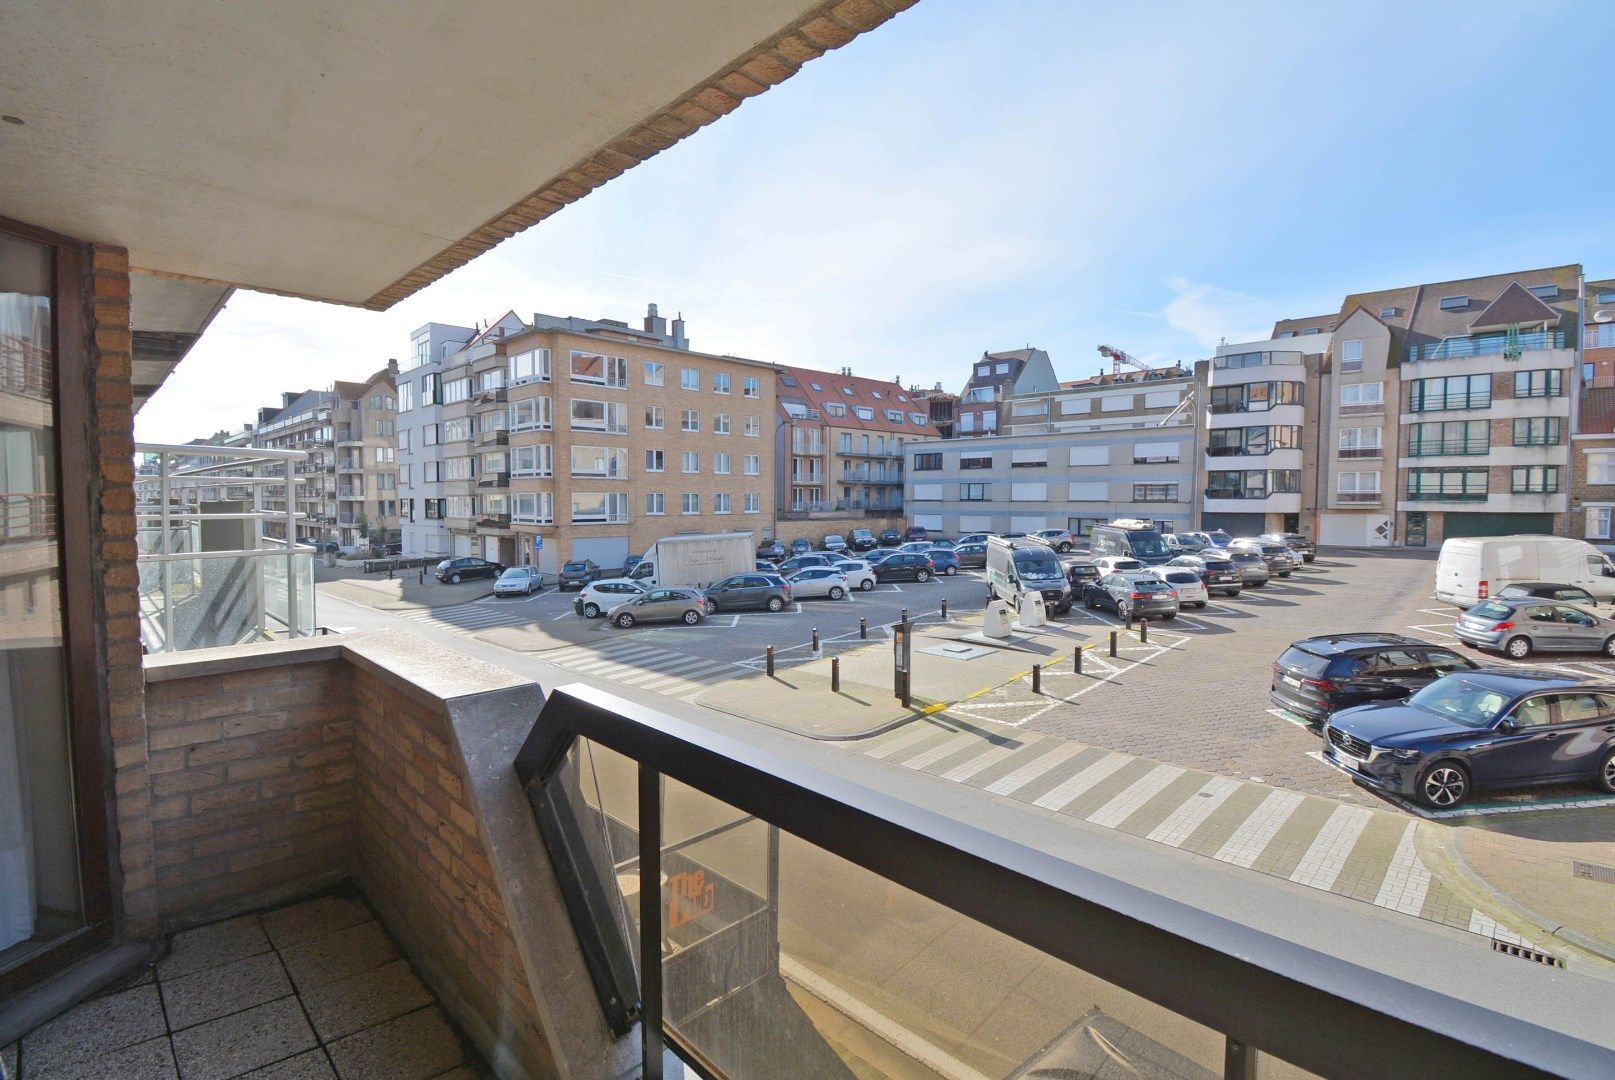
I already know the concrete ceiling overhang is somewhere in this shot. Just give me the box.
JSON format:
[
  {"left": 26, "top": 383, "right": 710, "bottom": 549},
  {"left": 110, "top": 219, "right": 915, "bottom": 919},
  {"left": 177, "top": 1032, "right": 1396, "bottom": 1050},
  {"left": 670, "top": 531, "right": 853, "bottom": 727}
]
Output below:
[{"left": 2, "top": 0, "right": 914, "bottom": 314}]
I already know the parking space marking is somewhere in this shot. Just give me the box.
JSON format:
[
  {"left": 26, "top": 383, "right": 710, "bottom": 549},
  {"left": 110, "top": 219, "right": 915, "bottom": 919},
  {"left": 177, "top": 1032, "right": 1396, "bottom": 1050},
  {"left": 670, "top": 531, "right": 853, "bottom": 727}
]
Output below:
[
  {"left": 984, "top": 742, "right": 1087, "bottom": 796},
  {"left": 1288, "top": 805, "right": 1373, "bottom": 891},
  {"left": 1031, "top": 753, "right": 1131, "bottom": 812},
  {"left": 1267, "top": 708, "right": 1313, "bottom": 731},
  {"left": 1214, "top": 789, "right": 1305, "bottom": 868},
  {"left": 1373, "top": 822, "right": 1431, "bottom": 916},
  {"left": 1086, "top": 764, "right": 1185, "bottom": 828},
  {"left": 1145, "top": 776, "right": 1242, "bottom": 847}
]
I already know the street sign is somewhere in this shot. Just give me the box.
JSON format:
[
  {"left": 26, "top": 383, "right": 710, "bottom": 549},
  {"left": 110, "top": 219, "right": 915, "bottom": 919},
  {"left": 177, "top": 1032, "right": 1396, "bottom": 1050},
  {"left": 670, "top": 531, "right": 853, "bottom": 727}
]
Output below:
[
  {"left": 893, "top": 621, "right": 913, "bottom": 708},
  {"left": 533, "top": 535, "right": 544, "bottom": 551}
]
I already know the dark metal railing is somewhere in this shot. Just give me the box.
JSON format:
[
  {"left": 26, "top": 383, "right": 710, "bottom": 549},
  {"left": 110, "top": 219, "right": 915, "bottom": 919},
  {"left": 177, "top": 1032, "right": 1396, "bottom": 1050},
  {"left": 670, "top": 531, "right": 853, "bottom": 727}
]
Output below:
[{"left": 516, "top": 685, "right": 1600, "bottom": 1080}]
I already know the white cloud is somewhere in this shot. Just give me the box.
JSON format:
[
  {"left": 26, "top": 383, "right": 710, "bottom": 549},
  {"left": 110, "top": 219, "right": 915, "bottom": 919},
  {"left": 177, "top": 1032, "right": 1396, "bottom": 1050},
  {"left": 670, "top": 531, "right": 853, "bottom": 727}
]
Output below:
[{"left": 1160, "top": 277, "right": 1275, "bottom": 350}]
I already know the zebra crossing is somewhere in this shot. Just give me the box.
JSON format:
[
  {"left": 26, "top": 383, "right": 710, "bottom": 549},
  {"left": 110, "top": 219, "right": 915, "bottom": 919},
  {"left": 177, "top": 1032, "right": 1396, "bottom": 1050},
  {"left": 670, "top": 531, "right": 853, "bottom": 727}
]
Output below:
[
  {"left": 848, "top": 720, "right": 1489, "bottom": 940},
  {"left": 387, "top": 598, "right": 547, "bottom": 634},
  {"left": 534, "top": 640, "right": 744, "bottom": 701}
]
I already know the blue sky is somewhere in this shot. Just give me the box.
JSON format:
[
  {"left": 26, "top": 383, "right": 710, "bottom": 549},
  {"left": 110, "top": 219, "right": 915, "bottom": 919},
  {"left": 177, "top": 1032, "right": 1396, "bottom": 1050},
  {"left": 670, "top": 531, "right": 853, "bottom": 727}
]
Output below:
[{"left": 137, "top": 0, "right": 1614, "bottom": 441}]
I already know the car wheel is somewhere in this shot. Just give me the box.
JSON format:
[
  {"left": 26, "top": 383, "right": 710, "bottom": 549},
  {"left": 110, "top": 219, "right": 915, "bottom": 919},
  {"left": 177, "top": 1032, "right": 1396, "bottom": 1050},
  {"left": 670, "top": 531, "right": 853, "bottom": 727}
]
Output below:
[
  {"left": 1195, "top": 601, "right": 1207, "bottom": 609},
  {"left": 583, "top": 602, "right": 601, "bottom": 619},
  {"left": 1603, "top": 636, "right": 1615, "bottom": 659},
  {"left": 1504, "top": 636, "right": 1532, "bottom": 659},
  {"left": 944, "top": 566, "right": 956, "bottom": 576},
  {"left": 615, "top": 613, "right": 635, "bottom": 628},
  {"left": 450, "top": 573, "right": 462, "bottom": 584},
  {"left": 682, "top": 610, "right": 701, "bottom": 625},
  {"left": 1596, "top": 748, "right": 1615, "bottom": 794},
  {"left": 859, "top": 579, "right": 875, "bottom": 591},
  {"left": 1161, "top": 613, "right": 1176, "bottom": 621},
  {"left": 1059, "top": 542, "right": 1073, "bottom": 553},
  {"left": 766, "top": 596, "right": 785, "bottom": 612},
  {"left": 1280, "top": 571, "right": 1291, "bottom": 578},
  {"left": 916, "top": 570, "right": 931, "bottom": 582},
  {"left": 1118, "top": 601, "right": 1129, "bottom": 620},
  {"left": 829, "top": 586, "right": 845, "bottom": 600},
  {"left": 1417, "top": 761, "right": 1470, "bottom": 809}
]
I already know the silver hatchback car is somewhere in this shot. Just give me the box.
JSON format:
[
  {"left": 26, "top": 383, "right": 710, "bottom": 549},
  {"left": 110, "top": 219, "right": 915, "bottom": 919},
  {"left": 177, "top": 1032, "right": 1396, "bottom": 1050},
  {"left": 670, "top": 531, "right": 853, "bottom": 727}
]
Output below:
[
  {"left": 1454, "top": 597, "right": 1615, "bottom": 659},
  {"left": 608, "top": 587, "right": 707, "bottom": 628}
]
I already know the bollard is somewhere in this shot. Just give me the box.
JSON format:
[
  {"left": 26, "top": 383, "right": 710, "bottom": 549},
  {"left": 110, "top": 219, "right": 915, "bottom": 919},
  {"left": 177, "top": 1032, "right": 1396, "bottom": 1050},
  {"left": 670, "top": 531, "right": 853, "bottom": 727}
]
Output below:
[
  {"left": 859, "top": 617, "right": 868, "bottom": 640},
  {"left": 766, "top": 645, "right": 775, "bottom": 677},
  {"left": 1032, "top": 663, "right": 1041, "bottom": 694},
  {"left": 941, "top": 598, "right": 949, "bottom": 621},
  {"left": 901, "top": 608, "right": 909, "bottom": 625},
  {"left": 419, "top": 567, "right": 425, "bottom": 585},
  {"left": 831, "top": 657, "right": 840, "bottom": 693},
  {"left": 1109, "top": 629, "right": 1119, "bottom": 658},
  {"left": 812, "top": 628, "right": 821, "bottom": 653},
  {"left": 387, "top": 565, "right": 393, "bottom": 581},
  {"left": 1074, "top": 646, "right": 1083, "bottom": 675},
  {"left": 1140, "top": 618, "right": 1149, "bottom": 644},
  {"left": 1125, "top": 608, "right": 1134, "bottom": 630}
]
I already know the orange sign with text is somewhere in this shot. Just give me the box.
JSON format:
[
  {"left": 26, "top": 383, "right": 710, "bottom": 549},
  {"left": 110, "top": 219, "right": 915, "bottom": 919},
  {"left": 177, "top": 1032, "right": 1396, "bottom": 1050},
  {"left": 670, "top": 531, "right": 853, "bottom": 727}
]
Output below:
[{"left": 668, "top": 869, "right": 716, "bottom": 930}]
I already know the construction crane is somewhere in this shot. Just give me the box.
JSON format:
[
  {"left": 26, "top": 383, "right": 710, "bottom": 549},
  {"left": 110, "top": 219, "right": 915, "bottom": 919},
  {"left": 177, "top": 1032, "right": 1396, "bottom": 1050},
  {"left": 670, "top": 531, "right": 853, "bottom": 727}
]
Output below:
[{"left": 1097, "top": 344, "right": 1151, "bottom": 376}]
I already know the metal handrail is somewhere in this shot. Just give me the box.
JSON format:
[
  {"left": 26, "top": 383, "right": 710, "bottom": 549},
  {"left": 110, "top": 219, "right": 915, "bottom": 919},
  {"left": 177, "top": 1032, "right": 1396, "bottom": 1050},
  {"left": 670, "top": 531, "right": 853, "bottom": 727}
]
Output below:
[
  {"left": 1407, "top": 329, "right": 1564, "bottom": 363},
  {"left": 516, "top": 685, "right": 1608, "bottom": 1080}
]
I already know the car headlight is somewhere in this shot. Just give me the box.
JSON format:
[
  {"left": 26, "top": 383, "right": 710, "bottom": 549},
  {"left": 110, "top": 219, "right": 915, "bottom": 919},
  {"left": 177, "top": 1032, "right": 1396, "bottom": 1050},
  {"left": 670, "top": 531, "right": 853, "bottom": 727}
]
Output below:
[{"left": 1382, "top": 747, "right": 1422, "bottom": 762}]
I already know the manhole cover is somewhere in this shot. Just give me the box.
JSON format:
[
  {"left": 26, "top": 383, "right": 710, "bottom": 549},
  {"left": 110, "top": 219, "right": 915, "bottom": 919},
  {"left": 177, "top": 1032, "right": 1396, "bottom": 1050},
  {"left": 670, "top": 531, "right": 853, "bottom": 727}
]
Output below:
[{"left": 920, "top": 643, "right": 993, "bottom": 661}]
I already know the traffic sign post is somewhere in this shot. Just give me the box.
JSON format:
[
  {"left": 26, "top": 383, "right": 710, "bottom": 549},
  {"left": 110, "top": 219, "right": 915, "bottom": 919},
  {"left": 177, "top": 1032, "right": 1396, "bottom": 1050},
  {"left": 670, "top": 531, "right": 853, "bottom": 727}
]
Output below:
[{"left": 893, "top": 621, "right": 913, "bottom": 708}]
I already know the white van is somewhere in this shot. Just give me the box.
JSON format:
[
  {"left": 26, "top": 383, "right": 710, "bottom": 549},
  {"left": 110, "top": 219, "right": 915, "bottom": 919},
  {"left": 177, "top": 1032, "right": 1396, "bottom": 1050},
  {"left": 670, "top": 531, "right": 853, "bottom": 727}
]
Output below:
[
  {"left": 986, "top": 537, "right": 1072, "bottom": 615},
  {"left": 1435, "top": 535, "right": 1615, "bottom": 608}
]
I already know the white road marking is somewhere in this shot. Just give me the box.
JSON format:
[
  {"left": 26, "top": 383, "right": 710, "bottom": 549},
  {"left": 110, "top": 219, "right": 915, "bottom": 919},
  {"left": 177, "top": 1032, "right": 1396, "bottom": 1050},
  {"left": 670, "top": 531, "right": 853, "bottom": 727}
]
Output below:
[
  {"left": 1468, "top": 911, "right": 1536, "bottom": 949},
  {"left": 984, "top": 742, "right": 1087, "bottom": 796},
  {"left": 1086, "top": 764, "right": 1185, "bottom": 828},
  {"left": 939, "top": 739, "right": 1035, "bottom": 783},
  {"left": 1288, "top": 805, "right": 1373, "bottom": 890},
  {"left": 1214, "top": 789, "right": 1305, "bottom": 868},
  {"left": 1373, "top": 822, "right": 1432, "bottom": 916},
  {"left": 1031, "top": 753, "right": 1131, "bottom": 812},
  {"left": 901, "top": 731, "right": 988, "bottom": 771},
  {"left": 1146, "top": 776, "right": 1242, "bottom": 847},
  {"left": 865, "top": 724, "right": 949, "bottom": 761}
]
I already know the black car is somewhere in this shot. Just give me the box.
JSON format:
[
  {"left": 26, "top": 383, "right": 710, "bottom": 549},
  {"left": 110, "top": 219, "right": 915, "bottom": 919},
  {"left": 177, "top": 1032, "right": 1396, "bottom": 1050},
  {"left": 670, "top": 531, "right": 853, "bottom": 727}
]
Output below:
[
  {"left": 873, "top": 552, "right": 935, "bottom": 583},
  {"left": 757, "top": 538, "right": 785, "bottom": 561},
  {"left": 1323, "top": 669, "right": 1615, "bottom": 808},
  {"left": 1261, "top": 532, "right": 1316, "bottom": 564},
  {"left": 954, "top": 542, "right": 988, "bottom": 569},
  {"left": 1496, "top": 581, "right": 1598, "bottom": 607},
  {"left": 878, "top": 528, "right": 903, "bottom": 547},
  {"left": 1270, "top": 634, "right": 1478, "bottom": 724},
  {"left": 905, "top": 525, "right": 929, "bottom": 542},
  {"left": 558, "top": 559, "right": 604, "bottom": 590},
  {"left": 849, "top": 529, "right": 879, "bottom": 552},
  {"left": 705, "top": 573, "right": 792, "bottom": 612},
  {"left": 435, "top": 556, "right": 504, "bottom": 584},
  {"left": 790, "top": 538, "right": 813, "bottom": 555},
  {"left": 1065, "top": 560, "right": 1101, "bottom": 589}
]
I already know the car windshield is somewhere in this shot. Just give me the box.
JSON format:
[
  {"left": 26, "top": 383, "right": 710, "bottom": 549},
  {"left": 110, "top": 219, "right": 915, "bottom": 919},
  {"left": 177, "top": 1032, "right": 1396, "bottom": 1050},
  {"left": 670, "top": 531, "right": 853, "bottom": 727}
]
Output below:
[
  {"left": 1123, "top": 530, "right": 1170, "bottom": 558},
  {"left": 1233, "top": 552, "right": 1262, "bottom": 563},
  {"left": 1468, "top": 600, "right": 1513, "bottom": 619},
  {"left": 1276, "top": 647, "right": 1329, "bottom": 676},
  {"left": 1162, "top": 572, "right": 1199, "bottom": 585},
  {"left": 1407, "top": 678, "right": 1509, "bottom": 727},
  {"left": 497, "top": 569, "right": 524, "bottom": 580},
  {"left": 1128, "top": 578, "right": 1170, "bottom": 592},
  {"left": 563, "top": 561, "right": 589, "bottom": 571},
  {"left": 1109, "top": 558, "right": 1144, "bottom": 571},
  {"left": 1012, "top": 549, "right": 1063, "bottom": 579}
]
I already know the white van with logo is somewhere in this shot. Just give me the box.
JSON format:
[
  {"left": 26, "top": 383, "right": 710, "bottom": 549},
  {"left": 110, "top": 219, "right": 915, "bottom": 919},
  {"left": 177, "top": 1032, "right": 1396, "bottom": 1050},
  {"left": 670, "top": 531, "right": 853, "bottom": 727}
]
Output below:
[{"left": 1436, "top": 535, "right": 1615, "bottom": 608}]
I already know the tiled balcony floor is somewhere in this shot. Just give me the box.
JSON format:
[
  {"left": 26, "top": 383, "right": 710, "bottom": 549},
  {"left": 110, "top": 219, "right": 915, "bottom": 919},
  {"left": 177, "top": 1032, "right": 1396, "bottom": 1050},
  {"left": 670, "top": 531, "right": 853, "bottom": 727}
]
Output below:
[{"left": 4, "top": 892, "right": 487, "bottom": 1080}]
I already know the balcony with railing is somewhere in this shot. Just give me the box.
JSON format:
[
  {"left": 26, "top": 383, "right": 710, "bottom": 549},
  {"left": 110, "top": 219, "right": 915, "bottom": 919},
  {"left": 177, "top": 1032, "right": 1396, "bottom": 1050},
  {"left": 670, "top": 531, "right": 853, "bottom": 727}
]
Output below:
[
  {"left": 1337, "top": 447, "right": 1383, "bottom": 459},
  {"left": 473, "top": 385, "right": 509, "bottom": 405},
  {"left": 336, "top": 457, "right": 364, "bottom": 473},
  {"left": 335, "top": 427, "right": 364, "bottom": 447},
  {"left": 476, "top": 512, "right": 512, "bottom": 529},
  {"left": 1335, "top": 490, "right": 1383, "bottom": 504},
  {"left": 479, "top": 471, "right": 511, "bottom": 488},
  {"left": 1406, "top": 329, "right": 1566, "bottom": 363},
  {"left": 480, "top": 429, "right": 510, "bottom": 447}
]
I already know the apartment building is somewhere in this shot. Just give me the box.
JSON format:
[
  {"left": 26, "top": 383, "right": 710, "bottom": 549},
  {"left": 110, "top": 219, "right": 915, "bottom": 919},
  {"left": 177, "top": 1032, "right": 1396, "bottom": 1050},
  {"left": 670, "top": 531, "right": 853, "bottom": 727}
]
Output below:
[
  {"left": 1570, "top": 277, "right": 1615, "bottom": 546},
  {"left": 251, "top": 389, "right": 334, "bottom": 544},
  {"left": 331, "top": 362, "right": 400, "bottom": 553},
  {"left": 908, "top": 365, "right": 1196, "bottom": 536},
  {"left": 909, "top": 383, "right": 958, "bottom": 439},
  {"left": 955, "top": 347, "right": 1060, "bottom": 437},
  {"left": 399, "top": 305, "right": 777, "bottom": 573},
  {"left": 776, "top": 365, "right": 939, "bottom": 514},
  {"left": 1198, "top": 340, "right": 1326, "bottom": 535}
]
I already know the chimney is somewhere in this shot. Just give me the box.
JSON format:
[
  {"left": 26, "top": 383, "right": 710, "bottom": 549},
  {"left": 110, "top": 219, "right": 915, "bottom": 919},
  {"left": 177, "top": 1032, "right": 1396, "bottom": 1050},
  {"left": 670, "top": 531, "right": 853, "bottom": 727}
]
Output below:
[
  {"left": 644, "top": 302, "right": 667, "bottom": 337},
  {"left": 282, "top": 392, "right": 297, "bottom": 408},
  {"left": 670, "top": 312, "right": 687, "bottom": 350}
]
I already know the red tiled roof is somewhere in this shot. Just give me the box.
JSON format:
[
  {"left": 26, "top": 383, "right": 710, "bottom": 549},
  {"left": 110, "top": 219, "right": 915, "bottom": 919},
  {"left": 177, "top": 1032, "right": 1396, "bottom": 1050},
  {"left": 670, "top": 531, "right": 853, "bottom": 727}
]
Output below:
[{"left": 775, "top": 364, "right": 940, "bottom": 437}]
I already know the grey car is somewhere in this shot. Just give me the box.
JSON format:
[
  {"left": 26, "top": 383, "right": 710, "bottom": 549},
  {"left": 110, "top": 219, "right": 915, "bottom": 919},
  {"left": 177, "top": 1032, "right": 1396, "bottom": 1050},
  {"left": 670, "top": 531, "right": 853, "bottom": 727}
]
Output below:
[
  {"left": 609, "top": 587, "right": 707, "bottom": 628},
  {"left": 786, "top": 567, "right": 849, "bottom": 600},
  {"left": 954, "top": 542, "right": 988, "bottom": 569},
  {"left": 1230, "top": 539, "right": 1294, "bottom": 577},
  {"left": 558, "top": 559, "right": 603, "bottom": 590},
  {"left": 705, "top": 573, "right": 791, "bottom": 612},
  {"left": 1227, "top": 550, "right": 1270, "bottom": 587},
  {"left": 1081, "top": 571, "right": 1180, "bottom": 621},
  {"left": 1454, "top": 597, "right": 1615, "bottom": 659},
  {"left": 776, "top": 553, "right": 835, "bottom": 575}
]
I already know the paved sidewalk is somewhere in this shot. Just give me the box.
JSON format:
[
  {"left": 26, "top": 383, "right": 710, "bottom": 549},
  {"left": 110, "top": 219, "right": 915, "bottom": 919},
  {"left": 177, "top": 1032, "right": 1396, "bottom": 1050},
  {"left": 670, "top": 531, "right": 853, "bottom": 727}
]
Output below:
[{"left": 316, "top": 568, "right": 494, "bottom": 612}]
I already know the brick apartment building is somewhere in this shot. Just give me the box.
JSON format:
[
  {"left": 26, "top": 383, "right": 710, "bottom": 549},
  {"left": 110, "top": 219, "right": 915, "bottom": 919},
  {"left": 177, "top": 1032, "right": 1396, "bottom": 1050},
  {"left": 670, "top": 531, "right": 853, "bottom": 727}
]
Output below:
[
  {"left": 1570, "top": 276, "right": 1615, "bottom": 547},
  {"left": 398, "top": 305, "right": 778, "bottom": 573},
  {"left": 330, "top": 363, "right": 400, "bottom": 554},
  {"left": 955, "top": 347, "right": 1060, "bottom": 437}
]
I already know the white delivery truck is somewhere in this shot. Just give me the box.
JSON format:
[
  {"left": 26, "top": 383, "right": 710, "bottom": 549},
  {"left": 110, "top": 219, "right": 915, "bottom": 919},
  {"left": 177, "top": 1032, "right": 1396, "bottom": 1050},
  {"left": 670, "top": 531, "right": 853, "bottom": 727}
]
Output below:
[
  {"left": 986, "top": 536, "right": 1072, "bottom": 616},
  {"left": 628, "top": 532, "right": 754, "bottom": 590},
  {"left": 1435, "top": 535, "right": 1615, "bottom": 608}
]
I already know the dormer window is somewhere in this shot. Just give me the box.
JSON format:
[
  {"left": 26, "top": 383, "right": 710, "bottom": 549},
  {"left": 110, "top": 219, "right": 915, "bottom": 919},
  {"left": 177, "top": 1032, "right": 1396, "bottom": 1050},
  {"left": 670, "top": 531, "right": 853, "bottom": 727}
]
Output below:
[
  {"left": 1380, "top": 307, "right": 1398, "bottom": 318},
  {"left": 1528, "top": 284, "right": 1559, "bottom": 300},
  {"left": 1439, "top": 295, "right": 1469, "bottom": 311}
]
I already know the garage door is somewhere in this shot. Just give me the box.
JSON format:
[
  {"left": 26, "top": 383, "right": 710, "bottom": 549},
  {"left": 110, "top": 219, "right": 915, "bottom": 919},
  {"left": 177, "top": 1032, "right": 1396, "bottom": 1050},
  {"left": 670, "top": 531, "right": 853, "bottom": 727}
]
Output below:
[
  {"left": 571, "top": 535, "right": 630, "bottom": 570},
  {"left": 1201, "top": 513, "right": 1264, "bottom": 535},
  {"left": 1319, "top": 513, "right": 1393, "bottom": 547},
  {"left": 1442, "top": 513, "right": 1554, "bottom": 539},
  {"left": 452, "top": 534, "right": 474, "bottom": 557}
]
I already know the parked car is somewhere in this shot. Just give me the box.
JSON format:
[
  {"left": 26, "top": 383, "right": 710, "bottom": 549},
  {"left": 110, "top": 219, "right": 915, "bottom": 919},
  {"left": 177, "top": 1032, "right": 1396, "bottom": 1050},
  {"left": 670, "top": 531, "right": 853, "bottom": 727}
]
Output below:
[
  {"left": 622, "top": 554, "right": 643, "bottom": 577},
  {"left": 878, "top": 528, "right": 903, "bottom": 547},
  {"left": 1091, "top": 556, "right": 1145, "bottom": 574},
  {"left": 822, "top": 534, "right": 848, "bottom": 554},
  {"left": 704, "top": 573, "right": 792, "bottom": 612},
  {"left": 1150, "top": 567, "right": 1207, "bottom": 608},
  {"left": 608, "top": 587, "right": 707, "bottom": 628},
  {"left": 1229, "top": 539, "right": 1294, "bottom": 577},
  {"left": 757, "top": 538, "right": 785, "bottom": 561},
  {"left": 1271, "top": 634, "right": 1478, "bottom": 724},
  {"left": 1261, "top": 532, "right": 1316, "bottom": 564},
  {"left": 862, "top": 549, "right": 898, "bottom": 566},
  {"left": 1453, "top": 597, "right": 1615, "bottom": 659},
  {"left": 756, "top": 560, "right": 779, "bottom": 572},
  {"left": 557, "top": 559, "right": 604, "bottom": 590},
  {"left": 1165, "top": 554, "right": 1242, "bottom": 597},
  {"left": 1032, "top": 528, "right": 1079, "bottom": 553},
  {"left": 1227, "top": 550, "right": 1270, "bottom": 587},
  {"left": 1496, "top": 582, "right": 1599, "bottom": 607},
  {"left": 956, "top": 532, "right": 992, "bottom": 547},
  {"left": 493, "top": 566, "right": 545, "bottom": 596},
  {"left": 874, "top": 552, "right": 935, "bottom": 583},
  {"left": 1205, "top": 530, "right": 1234, "bottom": 549},
  {"left": 927, "top": 538, "right": 957, "bottom": 550},
  {"left": 777, "top": 553, "right": 834, "bottom": 575},
  {"left": 1173, "top": 532, "right": 1213, "bottom": 553},
  {"left": 926, "top": 547, "right": 961, "bottom": 576},
  {"left": 790, "top": 538, "right": 814, "bottom": 555},
  {"left": 1088, "top": 519, "right": 1173, "bottom": 566},
  {"left": 954, "top": 542, "right": 988, "bottom": 570},
  {"left": 897, "top": 541, "right": 935, "bottom": 554},
  {"left": 1322, "top": 669, "right": 1615, "bottom": 808},
  {"left": 436, "top": 556, "right": 504, "bottom": 584},
  {"left": 1082, "top": 571, "right": 1179, "bottom": 621},
  {"left": 829, "top": 559, "right": 878, "bottom": 591},
  {"left": 575, "top": 578, "right": 649, "bottom": 619},
  {"left": 1065, "top": 559, "right": 1102, "bottom": 589},
  {"left": 906, "top": 525, "right": 930, "bottom": 542},
  {"left": 787, "top": 567, "right": 850, "bottom": 600},
  {"left": 848, "top": 528, "right": 879, "bottom": 552}
]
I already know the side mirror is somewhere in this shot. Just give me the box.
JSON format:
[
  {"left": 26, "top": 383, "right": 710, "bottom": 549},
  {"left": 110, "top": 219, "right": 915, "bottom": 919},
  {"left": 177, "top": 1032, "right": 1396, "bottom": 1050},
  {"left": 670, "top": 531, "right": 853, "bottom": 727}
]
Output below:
[{"left": 1495, "top": 717, "right": 1516, "bottom": 733}]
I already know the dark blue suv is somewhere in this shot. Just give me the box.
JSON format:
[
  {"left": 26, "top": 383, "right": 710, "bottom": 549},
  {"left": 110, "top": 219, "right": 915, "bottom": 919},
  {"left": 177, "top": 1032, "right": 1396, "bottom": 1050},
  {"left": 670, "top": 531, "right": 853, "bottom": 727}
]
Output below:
[
  {"left": 1271, "top": 634, "right": 1476, "bottom": 723},
  {"left": 1322, "top": 669, "right": 1615, "bottom": 808}
]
